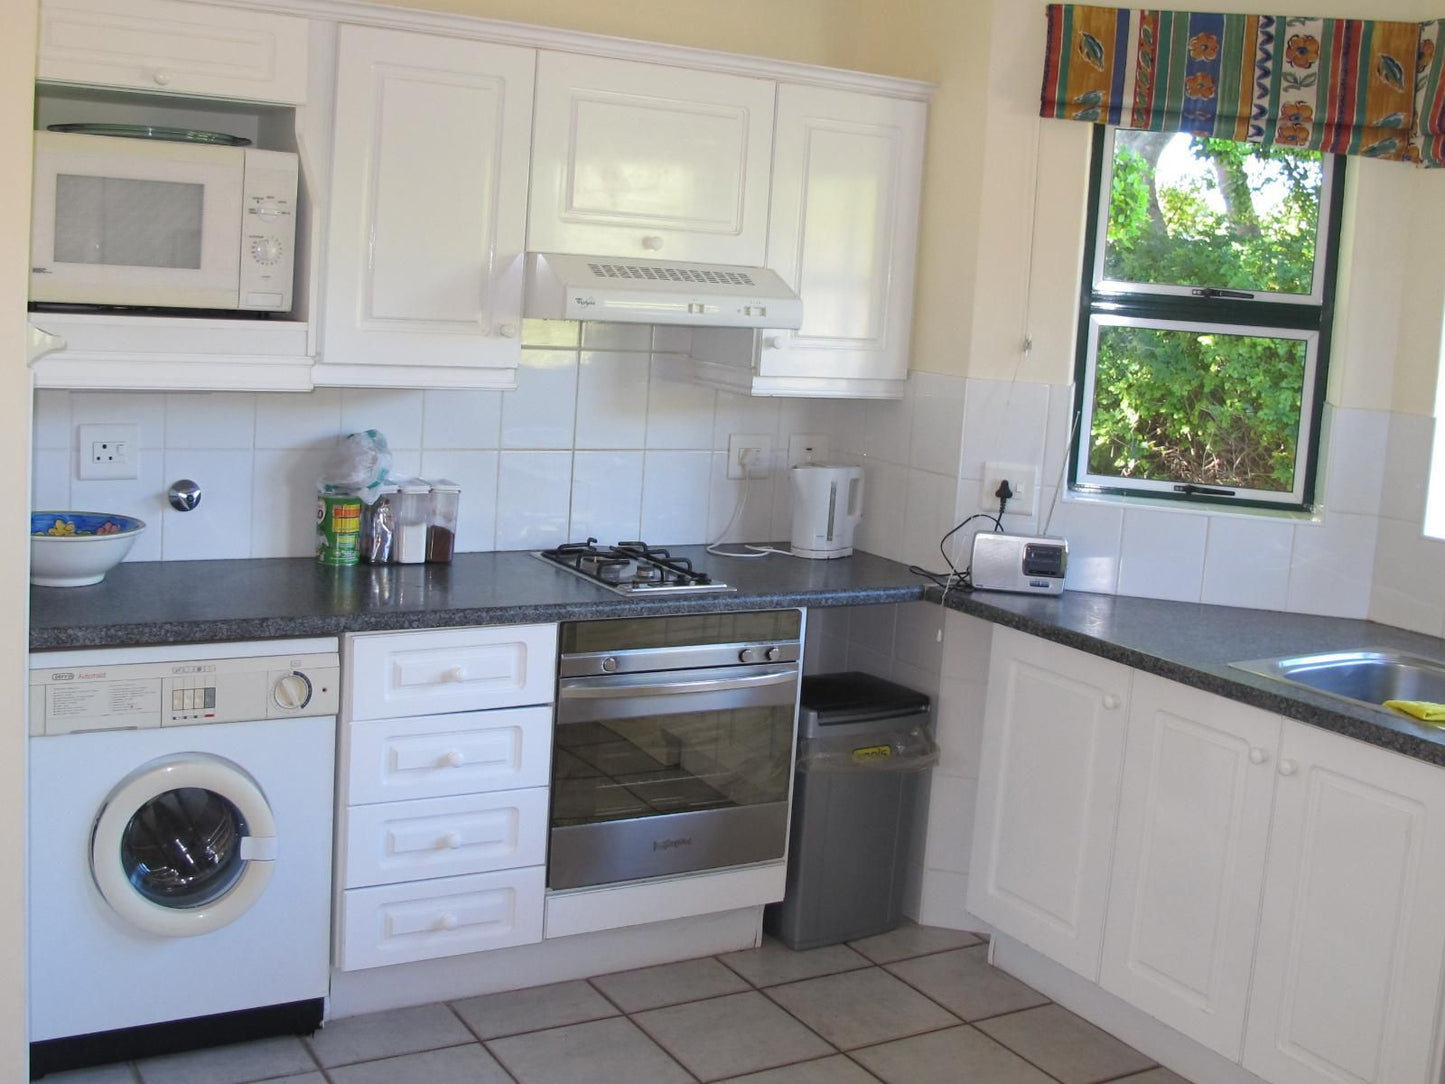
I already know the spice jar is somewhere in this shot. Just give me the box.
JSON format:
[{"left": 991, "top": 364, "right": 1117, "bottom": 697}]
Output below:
[
  {"left": 394, "top": 481, "right": 431, "bottom": 564},
  {"left": 362, "top": 482, "right": 399, "bottom": 564},
  {"left": 427, "top": 479, "right": 461, "bottom": 563}
]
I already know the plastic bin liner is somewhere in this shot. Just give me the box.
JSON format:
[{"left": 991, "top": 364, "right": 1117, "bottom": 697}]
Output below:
[{"left": 796, "top": 724, "right": 939, "bottom": 773}]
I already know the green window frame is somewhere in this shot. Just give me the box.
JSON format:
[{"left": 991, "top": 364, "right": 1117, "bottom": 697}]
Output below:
[{"left": 1070, "top": 126, "right": 1347, "bottom": 512}]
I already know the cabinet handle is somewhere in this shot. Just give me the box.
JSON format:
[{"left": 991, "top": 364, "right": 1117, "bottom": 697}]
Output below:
[
  {"left": 641, "top": 235, "right": 664, "bottom": 251},
  {"left": 1249, "top": 748, "right": 1270, "bottom": 765},
  {"left": 1278, "top": 759, "right": 1297, "bottom": 777},
  {"left": 498, "top": 323, "right": 518, "bottom": 339},
  {"left": 1102, "top": 694, "right": 1121, "bottom": 710},
  {"left": 441, "top": 667, "right": 465, "bottom": 683},
  {"left": 440, "top": 750, "right": 464, "bottom": 768},
  {"left": 437, "top": 912, "right": 459, "bottom": 931},
  {"left": 440, "top": 831, "right": 463, "bottom": 850},
  {"left": 153, "top": 69, "right": 173, "bottom": 86}
]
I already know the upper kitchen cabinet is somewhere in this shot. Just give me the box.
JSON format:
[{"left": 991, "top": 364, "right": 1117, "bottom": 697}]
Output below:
[
  {"left": 38, "top": 0, "right": 308, "bottom": 104},
  {"left": 692, "top": 84, "right": 926, "bottom": 398},
  {"left": 528, "top": 52, "right": 774, "bottom": 266},
  {"left": 316, "top": 25, "right": 534, "bottom": 389}
]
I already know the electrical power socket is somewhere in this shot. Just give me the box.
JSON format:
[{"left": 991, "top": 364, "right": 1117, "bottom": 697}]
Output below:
[
  {"left": 76, "top": 424, "right": 139, "bottom": 481},
  {"left": 980, "top": 460, "right": 1040, "bottom": 518},
  {"left": 787, "top": 433, "right": 830, "bottom": 467},
  {"left": 727, "top": 434, "right": 773, "bottom": 479}
]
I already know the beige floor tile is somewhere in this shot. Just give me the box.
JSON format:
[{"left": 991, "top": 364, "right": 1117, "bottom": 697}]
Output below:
[
  {"left": 716, "top": 1054, "right": 878, "bottom": 1083},
  {"left": 851, "top": 1024, "right": 1054, "bottom": 1084},
  {"left": 848, "top": 920, "right": 984, "bottom": 964},
  {"left": 306, "top": 1004, "right": 473, "bottom": 1068},
  {"left": 592, "top": 956, "right": 750, "bottom": 1012},
  {"left": 1111, "top": 1069, "right": 1195, "bottom": 1084},
  {"left": 328, "top": 1044, "right": 511, "bottom": 1084},
  {"left": 886, "top": 945, "right": 1049, "bottom": 1021},
  {"left": 976, "top": 1004, "right": 1156, "bottom": 1084},
  {"left": 765, "top": 967, "right": 958, "bottom": 1050},
  {"left": 135, "top": 1037, "right": 316, "bottom": 1084},
  {"left": 252, "top": 1077, "right": 325, "bottom": 1084},
  {"left": 718, "top": 937, "right": 870, "bottom": 987},
  {"left": 487, "top": 1017, "right": 692, "bottom": 1084},
  {"left": 43, "top": 1065, "right": 139, "bottom": 1084},
  {"left": 633, "top": 991, "right": 832, "bottom": 1082},
  {"left": 451, "top": 980, "right": 617, "bottom": 1040}
]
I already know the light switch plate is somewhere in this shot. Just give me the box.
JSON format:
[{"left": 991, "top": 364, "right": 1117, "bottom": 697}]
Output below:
[{"left": 77, "top": 424, "right": 139, "bottom": 481}]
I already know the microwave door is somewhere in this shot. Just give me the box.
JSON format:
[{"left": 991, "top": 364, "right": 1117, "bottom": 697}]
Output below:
[{"left": 30, "top": 132, "right": 245, "bottom": 309}]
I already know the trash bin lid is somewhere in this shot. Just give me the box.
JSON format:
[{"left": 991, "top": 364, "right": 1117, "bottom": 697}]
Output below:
[{"left": 800, "top": 671, "right": 930, "bottom": 726}]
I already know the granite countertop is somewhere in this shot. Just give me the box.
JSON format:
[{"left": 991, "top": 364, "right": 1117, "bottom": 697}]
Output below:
[{"left": 937, "top": 588, "right": 1445, "bottom": 767}]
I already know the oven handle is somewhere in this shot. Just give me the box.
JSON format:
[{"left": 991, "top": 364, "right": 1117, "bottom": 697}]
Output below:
[{"left": 559, "top": 667, "right": 798, "bottom": 699}]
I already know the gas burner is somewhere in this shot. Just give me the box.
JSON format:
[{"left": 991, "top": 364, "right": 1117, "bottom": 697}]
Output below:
[{"left": 536, "top": 539, "right": 735, "bottom": 597}]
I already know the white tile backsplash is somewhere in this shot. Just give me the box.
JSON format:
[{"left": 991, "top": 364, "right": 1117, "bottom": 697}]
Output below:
[
  {"left": 256, "top": 387, "right": 343, "bottom": 451},
  {"left": 70, "top": 391, "right": 167, "bottom": 449},
  {"left": 1201, "top": 516, "right": 1293, "bottom": 611},
  {"left": 501, "top": 353, "right": 578, "bottom": 450},
  {"left": 250, "top": 449, "right": 333, "bottom": 559},
  {"left": 1379, "top": 412, "right": 1435, "bottom": 525},
  {"left": 340, "top": 388, "right": 424, "bottom": 450},
  {"left": 495, "top": 451, "right": 572, "bottom": 550},
  {"left": 958, "top": 378, "right": 1049, "bottom": 484},
  {"left": 161, "top": 449, "right": 254, "bottom": 561},
  {"left": 419, "top": 390, "right": 502, "bottom": 451},
  {"left": 418, "top": 449, "right": 500, "bottom": 554},
  {"left": 1321, "top": 407, "right": 1388, "bottom": 516},
  {"left": 640, "top": 450, "right": 711, "bottom": 543},
  {"left": 33, "top": 391, "right": 70, "bottom": 450},
  {"left": 570, "top": 450, "right": 643, "bottom": 544},
  {"left": 576, "top": 352, "right": 650, "bottom": 450},
  {"left": 1117, "top": 508, "right": 1207, "bottom": 603},
  {"left": 166, "top": 393, "right": 257, "bottom": 450},
  {"left": 1287, "top": 512, "right": 1378, "bottom": 618}
]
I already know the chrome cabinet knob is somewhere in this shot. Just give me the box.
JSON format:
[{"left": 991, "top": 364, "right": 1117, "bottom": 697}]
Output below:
[{"left": 167, "top": 479, "right": 202, "bottom": 512}]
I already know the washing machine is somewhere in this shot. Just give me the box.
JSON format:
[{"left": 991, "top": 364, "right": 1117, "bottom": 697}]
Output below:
[{"left": 28, "top": 639, "right": 339, "bottom": 1077}]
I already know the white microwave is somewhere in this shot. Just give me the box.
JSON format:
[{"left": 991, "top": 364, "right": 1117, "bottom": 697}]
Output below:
[{"left": 30, "top": 131, "right": 298, "bottom": 313}]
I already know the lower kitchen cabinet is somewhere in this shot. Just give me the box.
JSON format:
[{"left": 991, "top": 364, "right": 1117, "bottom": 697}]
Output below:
[{"left": 966, "top": 626, "right": 1131, "bottom": 979}]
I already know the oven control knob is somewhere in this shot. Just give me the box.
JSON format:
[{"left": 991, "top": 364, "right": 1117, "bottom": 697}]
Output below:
[
  {"left": 765, "top": 647, "right": 781, "bottom": 662},
  {"left": 273, "top": 671, "right": 313, "bottom": 711},
  {"left": 601, "top": 657, "right": 619, "bottom": 673},
  {"left": 738, "top": 648, "right": 757, "bottom": 663}
]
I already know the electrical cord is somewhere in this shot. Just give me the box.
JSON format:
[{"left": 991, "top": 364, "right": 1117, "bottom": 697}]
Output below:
[
  {"left": 706, "top": 448, "right": 794, "bottom": 558},
  {"left": 909, "top": 482, "right": 1014, "bottom": 602}
]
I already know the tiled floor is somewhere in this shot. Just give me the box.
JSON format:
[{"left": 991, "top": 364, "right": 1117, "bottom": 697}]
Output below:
[{"left": 46, "top": 923, "right": 1193, "bottom": 1084}]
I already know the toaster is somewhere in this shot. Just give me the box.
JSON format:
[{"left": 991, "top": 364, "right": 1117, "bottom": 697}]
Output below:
[{"left": 970, "top": 532, "right": 1068, "bottom": 595}]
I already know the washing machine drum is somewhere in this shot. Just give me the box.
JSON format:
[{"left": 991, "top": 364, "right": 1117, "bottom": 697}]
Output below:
[{"left": 91, "top": 753, "right": 278, "bottom": 938}]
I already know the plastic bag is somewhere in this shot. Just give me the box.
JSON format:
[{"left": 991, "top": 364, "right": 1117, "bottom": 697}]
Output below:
[
  {"left": 319, "top": 430, "right": 393, "bottom": 505},
  {"left": 796, "top": 724, "right": 940, "bottom": 773}
]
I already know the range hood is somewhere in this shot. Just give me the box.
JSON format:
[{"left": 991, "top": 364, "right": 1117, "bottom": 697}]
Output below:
[{"left": 525, "top": 253, "right": 803, "bottom": 329}]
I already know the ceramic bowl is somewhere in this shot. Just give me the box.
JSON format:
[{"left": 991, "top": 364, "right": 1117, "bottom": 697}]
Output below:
[{"left": 31, "top": 511, "right": 146, "bottom": 587}]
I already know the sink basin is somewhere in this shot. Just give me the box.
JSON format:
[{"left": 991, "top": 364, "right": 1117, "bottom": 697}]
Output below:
[{"left": 1230, "top": 651, "right": 1445, "bottom": 711}]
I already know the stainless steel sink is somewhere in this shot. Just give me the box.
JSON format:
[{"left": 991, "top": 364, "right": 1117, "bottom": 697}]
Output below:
[{"left": 1229, "top": 651, "right": 1445, "bottom": 711}]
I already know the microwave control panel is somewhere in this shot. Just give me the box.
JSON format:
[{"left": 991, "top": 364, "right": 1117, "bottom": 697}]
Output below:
[{"left": 239, "top": 148, "right": 299, "bottom": 312}]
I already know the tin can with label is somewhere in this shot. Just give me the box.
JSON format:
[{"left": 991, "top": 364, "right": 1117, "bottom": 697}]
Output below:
[{"left": 317, "top": 491, "right": 363, "bottom": 565}]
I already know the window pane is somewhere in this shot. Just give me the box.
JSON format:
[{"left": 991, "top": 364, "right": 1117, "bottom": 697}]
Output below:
[
  {"left": 1089, "top": 324, "right": 1307, "bottom": 493},
  {"left": 1102, "top": 131, "right": 1322, "bottom": 297}
]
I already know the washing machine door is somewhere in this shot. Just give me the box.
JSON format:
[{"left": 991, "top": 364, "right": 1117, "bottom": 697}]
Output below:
[{"left": 90, "top": 753, "right": 278, "bottom": 938}]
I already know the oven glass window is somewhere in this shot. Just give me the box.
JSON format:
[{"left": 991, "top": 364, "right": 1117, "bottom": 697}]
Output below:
[
  {"left": 552, "top": 706, "right": 793, "bottom": 827},
  {"left": 54, "top": 175, "right": 204, "bottom": 269},
  {"left": 119, "top": 787, "right": 248, "bottom": 908}
]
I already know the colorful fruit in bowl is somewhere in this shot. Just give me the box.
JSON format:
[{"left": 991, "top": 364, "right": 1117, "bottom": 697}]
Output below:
[{"left": 30, "top": 512, "right": 146, "bottom": 587}]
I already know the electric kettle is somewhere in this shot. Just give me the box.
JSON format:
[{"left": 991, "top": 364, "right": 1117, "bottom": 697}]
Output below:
[{"left": 789, "top": 464, "right": 864, "bottom": 559}]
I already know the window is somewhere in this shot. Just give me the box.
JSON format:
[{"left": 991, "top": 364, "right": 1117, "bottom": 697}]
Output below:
[{"left": 1071, "top": 126, "right": 1345, "bottom": 511}]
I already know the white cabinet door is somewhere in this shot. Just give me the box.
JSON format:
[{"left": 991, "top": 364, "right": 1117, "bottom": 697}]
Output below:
[
  {"left": 528, "top": 52, "right": 774, "bottom": 265},
  {"left": 319, "top": 25, "right": 533, "bottom": 386},
  {"left": 758, "top": 85, "right": 924, "bottom": 390},
  {"left": 1244, "top": 722, "right": 1445, "bottom": 1084},
  {"left": 1100, "top": 674, "right": 1279, "bottom": 1060},
  {"left": 967, "top": 626, "right": 1131, "bottom": 979},
  {"left": 38, "top": 0, "right": 308, "bottom": 104}
]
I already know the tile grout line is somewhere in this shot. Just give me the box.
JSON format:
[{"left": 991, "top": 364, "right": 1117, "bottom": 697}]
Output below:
[{"left": 440, "top": 1000, "right": 524, "bottom": 1084}]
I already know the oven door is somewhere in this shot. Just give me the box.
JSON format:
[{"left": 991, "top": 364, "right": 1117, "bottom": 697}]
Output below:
[
  {"left": 30, "top": 131, "right": 244, "bottom": 309},
  {"left": 551, "top": 663, "right": 798, "bottom": 889}
]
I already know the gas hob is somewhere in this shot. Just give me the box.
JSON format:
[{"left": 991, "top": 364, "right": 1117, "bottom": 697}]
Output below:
[{"left": 535, "top": 539, "right": 735, "bottom": 597}]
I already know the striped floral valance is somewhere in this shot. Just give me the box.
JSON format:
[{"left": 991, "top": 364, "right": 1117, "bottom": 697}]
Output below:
[{"left": 1042, "top": 4, "right": 1445, "bottom": 166}]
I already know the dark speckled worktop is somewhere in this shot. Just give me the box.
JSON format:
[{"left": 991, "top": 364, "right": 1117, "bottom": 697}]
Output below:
[{"left": 30, "top": 549, "right": 1445, "bottom": 765}]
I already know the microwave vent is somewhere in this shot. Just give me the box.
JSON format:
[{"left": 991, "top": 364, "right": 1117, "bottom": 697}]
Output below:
[{"left": 586, "top": 262, "right": 756, "bottom": 288}]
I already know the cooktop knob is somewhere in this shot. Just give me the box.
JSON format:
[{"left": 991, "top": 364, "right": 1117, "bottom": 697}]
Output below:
[{"left": 601, "top": 656, "right": 619, "bottom": 673}]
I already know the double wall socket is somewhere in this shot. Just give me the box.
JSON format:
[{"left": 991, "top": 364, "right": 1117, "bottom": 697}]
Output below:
[
  {"left": 727, "top": 434, "right": 773, "bottom": 479},
  {"left": 980, "top": 460, "right": 1039, "bottom": 518},
  {"left": 76, "top": 424, "right": 139, "bottom": 481}
]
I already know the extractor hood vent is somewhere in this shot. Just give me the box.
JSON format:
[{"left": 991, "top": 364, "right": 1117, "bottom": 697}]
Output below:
[{"left": 525, "top": 252, "right": 803, "bottom": 329}]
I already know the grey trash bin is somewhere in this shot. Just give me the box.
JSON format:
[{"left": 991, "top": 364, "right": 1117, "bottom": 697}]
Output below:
[{"left": 764, "top": 671, "right": 935, "bottom": 951}]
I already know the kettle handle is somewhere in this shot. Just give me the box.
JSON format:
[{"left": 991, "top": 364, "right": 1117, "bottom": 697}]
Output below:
[{"left": 846, "top": 474, "right": 864, "bottom": 522}]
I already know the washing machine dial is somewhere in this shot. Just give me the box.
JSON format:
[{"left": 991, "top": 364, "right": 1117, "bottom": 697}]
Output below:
[{"left": 273, "top": 671, "right": 313, "bottom": 711}]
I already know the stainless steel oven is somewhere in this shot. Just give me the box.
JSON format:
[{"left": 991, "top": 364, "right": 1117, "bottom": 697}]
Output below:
[{"left": 549, "top": 611, "right": 802, "bottom": 890}]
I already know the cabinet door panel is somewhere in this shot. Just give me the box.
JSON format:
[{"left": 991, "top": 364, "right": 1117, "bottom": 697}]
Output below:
[
  {"left": 967, "top": 627, "right": 1130, "bottom": 979},
  {"left": 761, "top": 86, "right": 924, "bottom": 383},
  {"left": 1101, "top": 674, "right": 1278, "bottom": 1059},
  {"left": 1245, "top": 722, "right": 1445, "bottom": 1084},
  {"left": 322, "top": 26, "right": 532, "bottom": 372},
  {"left": 529, "top": 52, "right": 774, "bottom": 264}
]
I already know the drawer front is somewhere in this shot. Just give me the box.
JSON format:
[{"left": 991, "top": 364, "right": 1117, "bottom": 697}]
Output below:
[
  {"left": 337, "top": 866, "right": 544, "bottom": 971},
  {"left": 346, "top": 707, "right": 551, "bottom": 805},
  {"left": 343, "top": 788, "right": 548, "bottom": 889},
  {"left": 348, "top": 625, "right": 557, "bottom": 720},
  {"left": 39, "top": 0, "right": 309, "bottom": 104}
]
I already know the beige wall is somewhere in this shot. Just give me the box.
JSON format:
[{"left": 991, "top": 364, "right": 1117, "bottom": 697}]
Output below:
[{"left": 2, "top": 0, "right": 35, "bottom": 1076}]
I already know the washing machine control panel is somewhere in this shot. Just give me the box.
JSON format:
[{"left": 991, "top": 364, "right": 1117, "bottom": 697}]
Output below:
[{"left": 29, "top": 651, "right": 340, "bottom": 735}]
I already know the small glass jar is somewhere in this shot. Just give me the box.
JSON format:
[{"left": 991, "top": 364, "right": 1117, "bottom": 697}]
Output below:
[
  {"left": 427, "top": 479, "right": 461, "bottom": 563},
  {"left": 394, "top": 481, "right": 431, "bottom": 565},
  {"left": 362, "top": 482, "right": 399, "bottom": 564}
]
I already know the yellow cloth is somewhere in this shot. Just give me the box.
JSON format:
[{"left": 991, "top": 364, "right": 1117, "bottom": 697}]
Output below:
[{"left": 1383, "top": 700, "right": 1445, "bottom": 722}]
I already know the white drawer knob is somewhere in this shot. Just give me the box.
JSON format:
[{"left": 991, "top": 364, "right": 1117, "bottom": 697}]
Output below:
[
  {"left": 1249, "top": 748, "right": 1269, "bottom": 765},
  {"left": 641, "top": 235, "right": 664, "bottom": 251},
  {"left": 441, "top": 667, "right": 465, "bottom": 683},
  {"left": 763, "top": 335, "right": 784, "bottom": 350},
  {"left": 440, "top": 750, "right": 464, "bottom": 768},
  {"left": 437, "top": 912, "right": 459, "bottom": 931},
  {"left": 440, "top": 831, "right": 463, "bottom": 850},
  {"left": 1278, "top": 759, "right": 1298, "bottom": 777},
  {"left": 498, "top": 323, "right": 518, "bottom": 339},
  {"left": 153, "top": 69, "right": 173, "bottom": 86},
  {"left": 1102, "top": 694, "right": 1121, "bottom": 710}
]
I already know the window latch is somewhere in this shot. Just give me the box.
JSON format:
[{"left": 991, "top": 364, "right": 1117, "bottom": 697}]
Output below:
[
  {"left": 1192, "top": 287, "right": 1256, "bottom": 300},
  {"left": 1174, "top": 483, "right": 1237, "bottom": 497}
]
